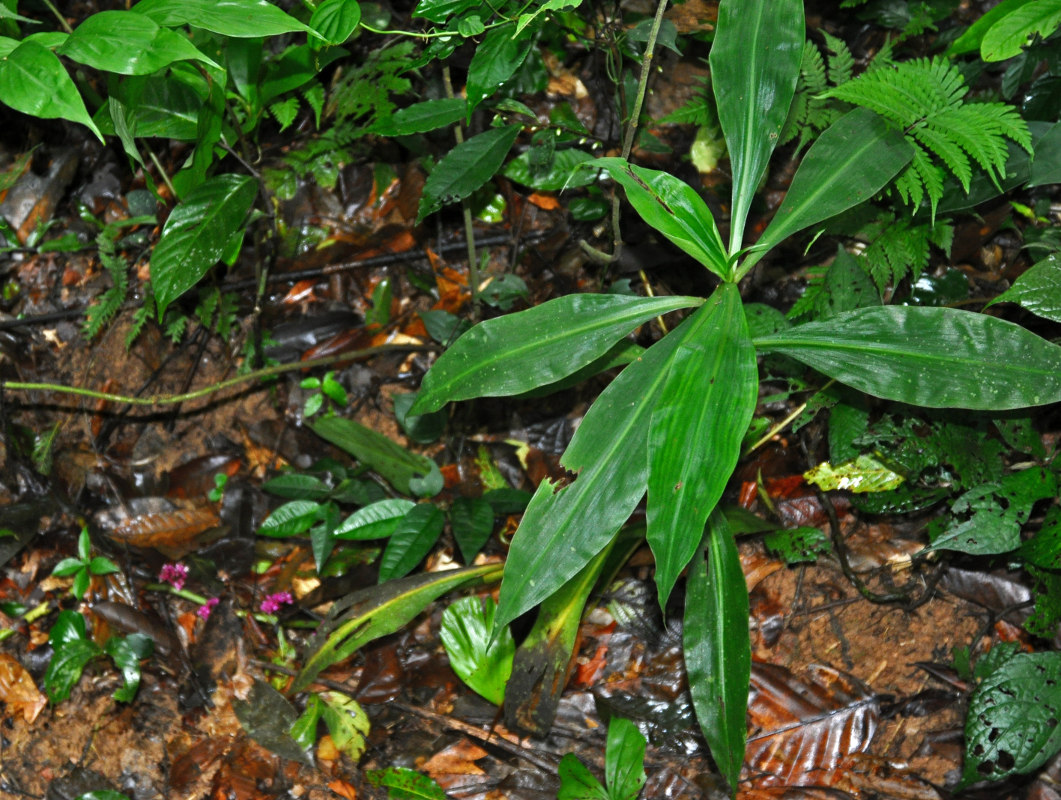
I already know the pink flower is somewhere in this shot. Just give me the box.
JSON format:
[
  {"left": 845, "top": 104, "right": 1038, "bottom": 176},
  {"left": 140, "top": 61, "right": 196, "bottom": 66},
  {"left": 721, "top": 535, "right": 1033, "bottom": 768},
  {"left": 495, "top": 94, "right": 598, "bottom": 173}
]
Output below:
[
  {"left": 260, "top": 591, "right": 293, "bottom": 614},
  {"left": 159, "top": 563, "right": 188, "bottom": 591},
  {"left": 198, "top": 597, "right": 219, "bottom": 620}
]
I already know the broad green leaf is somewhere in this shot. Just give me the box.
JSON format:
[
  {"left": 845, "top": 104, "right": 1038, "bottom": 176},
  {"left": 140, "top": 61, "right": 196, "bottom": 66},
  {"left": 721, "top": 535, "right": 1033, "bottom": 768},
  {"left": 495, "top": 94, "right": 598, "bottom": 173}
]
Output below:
[
  {"left": 449, "top": 496, "right": 494, "bottom": 562},
  {"left": 947, "top": 0, "right": 1035, "bottom": 55},
  {"left": 310, "top": 0, "right": 361, "bottom": 45},
  {"left": 587, "top": 158, "right": 728, "bottom": 278},
  {"left": 411, "top": 293, "right": 698, "bottom": 414},
  {"left": 754, "top": 306, "right": 1061, "bottom": 410},
  {"left": 108, "top": 97, "right": 145, "bottom": 168},
  {"left": 764, "top": 526, "right": 831, "bottom": 564},
  {"left": 605, "top": 717, "right": 647, "bottom": 800},
  {"left": 981, "top": 0, "right": 1061, "bottom": 61},
  {"left": 746, "top": 109, "right": 913, "bottom": 275},
  {"left": 366, "top": 767, "right": 448, "bottom": 800},
  {"left": 440, "top": 595, "right": 514, "bottom": 705},
  {"left": 710, "top": 0, "right": 803, "bottom": 254},
  {"left": 58, "top": 11, "right": 219, "bottom": 74},
  {"left": 557, "top": 754, "right": 609, "bottom": 800},
  {"left": 988, "top": 254, "right": 1061, "bottom": 323},
  {"left": 333, "top": 499, "right": 415, "bottom": 540},
  {"left": 369, "top": 97, "right": 466, "bottom": 136},
  {"left": 417, "top": 125, "right": 521, "bottom": 223},
  {"left": 131, "top": 0, "right": 316, "bottom": 38},
  {"left": 516, "top": 0, "right": 582, "bottom": 36},
  {"left": 804, "top": 454, "right": 905, "bottom": 493},
  {"left": 114, "top": 73, "right": 204, "bottom": 140},
  {"left": 503, "top": 147, "right": 596, "bottom": 191},
  {"left": 1019, "top": 505, "right": 1061, "bottom": 569},
  {"left": 259, "top": 500, "right": 324, "bottom": 537},
  {"left": 151, "top": 173, "right": 256, "bottom": 318},
  {"left": 466, "top": 21, "right": 536, "bottom": 115},
  {"left": 962, "top": 651, "right": 1061, "bottom": 784},
  {"left": 105, "top": 633, "right": 153, "bottom": 702},
  {"left": 494, "top": 323, "right": 684, "bottom": 631},
  {"left": 647, "top": 283, "right": 757, "bottom": 609},
  {"left": 263, "top": 473, "right": 332, "bottom": 500},
  {"left": 378, "top": 503, "right": 444, "bottom": 582},
  {"left": 44, "top": 611, "right": 102, "bottom": 703},
  {"left": 684, "top": 510, "right": 750, "bottom": 794},
  {"left": 311, "top": 416, "right": 442, "bottom": 497},
  {"left": 293, "top": 562, "right": 503, "bottom": 691},
  {"left": 0, "top": 41, "right": 103, "bottom": 142},
  {"left": 412, "top": 0, "right": 479, "bottom": 23},
  {"left": 320, "top": 691, "right": 370, "bottom": 761}
]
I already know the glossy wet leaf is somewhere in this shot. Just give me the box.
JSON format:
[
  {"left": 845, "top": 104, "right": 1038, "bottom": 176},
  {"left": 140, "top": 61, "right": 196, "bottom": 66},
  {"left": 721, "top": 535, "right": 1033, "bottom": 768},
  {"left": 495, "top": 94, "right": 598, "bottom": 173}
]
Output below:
[
  {"left": 440, "top": 595, "right": 514, "bottom": 705},
  {"left": 684, "top": 510, "right": 750, "bottom": 794},
  {"left": 754, "top": 306, "right": 1061, "bottom": 410},
  {"left": 43, "top": 611, "right": 102, "bottom": 704},
  {"left": 369, "top": 97, "right": 467, "bottom": 136},
  {"left": 232, "top": 679, "right": 312, "bottom": 765},
  {"left": 466, "top": 22, "right": 536, "bottom": 114},
  {"left": 0, "top": 41, "right": 103, "bottom": 141},
  {"left": 258, "top": 500, "right": 323, "bottom": 538},
  {"left": 378, "top": 503, "right": 444, "bottom": 582},
  {"left": 988, "top": 253, "right": 1061, "bottom": 323},
  {"left": 495, "top": 327, "right": 684, "bottom": 631},
  {"left": 312, "top": 416, "right": 442, "bottom": 497},
  {"left": 749, "top": 109, "right": 913, "bottom": 273},
  {"left": 366, "top": 767, "right": 447, "bottom": 800},
  {"left": 411, "top": 293, "right": 699, "bottom": 414},
  {"left": 417, "top": 125, "right": 521, "bottom": 223},
  {"left": 294, "top": 563, "right": 503, "bottom": 692},
  {"left": 962, "top": 651, "right": 1061, "bottom": 784},
  {"left": 105, "top": 634, "right": 153, "bottom": 703},
  {"left": 320, "top": 691, "right": 370, "bottom": 761},
  {"left": 59, "top": 11, "right": 219, "bottom": 74},
  {"left": 151, "top": 173, "right": 256, "bottom": 319},
  {"left": 1018, "top": 505, "right": 1061, "bottom": 569},
  {"left": 587, "top": 158, "right": 728, "bottom": 277},
  {"left": 333, "top": 499, "right": 415, "bottom": 541},
  {"left": 132, "top": 0, "right": 315, "bottom": 38},
  {"left": 557, "top": 754, "right": 609, "bottom": 800},
  {"left": 647, "top": 282, "right": 757, "bottom": 609},
  {"left": 604, "top": 717, "right": 647, "bottom": 800},
  {"left": 711, "top": 0, "right": 803, "bottom": 253},
  {"left": 309, "top": 0, "right": 361, "bottom": 45}
]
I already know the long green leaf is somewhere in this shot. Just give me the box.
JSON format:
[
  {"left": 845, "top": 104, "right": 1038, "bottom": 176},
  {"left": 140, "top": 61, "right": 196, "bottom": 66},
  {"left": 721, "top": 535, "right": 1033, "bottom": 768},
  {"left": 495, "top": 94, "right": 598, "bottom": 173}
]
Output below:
[
  {"left": 710, "top": 0, "right": 804, "bottom": 254},
  {"left": 417, "top": 125, "right": 522, "bottom": 223},
  {"left": 131, "top": 0, "right": 316, "bottom": 38},
  {"left": 58, "top": 11, "right": 219, "bottom": 74},
  {"left": 0, "top": 41, "right": 103, "bottom": 141},
  {"left": 684, "top": 510, "right": 750, "bottom": 795},
  {"left": 377, "top": 503, "right": 444, "bottom": 582},
  {"left": 587, "top": 158, "right": 729, "bottom": 277},
  {"left": 987, "top": 253, "right": 1061, "bottom": 323},
  {"left": 292, "top": 563, "right": 503, "bottom": 691},
  {"left": 411, "top": 293, "right": 698, "bottom": 414},
  {"left": 981, "top": 0, "right": 1061, "bottom": 61},
  {"left": 744, "top": 109, "right": 912, "bottom": 276},
  {"left": 466, "top": 21, "right": 536, "bottom": 115},
  {"left": 754, "top": 306, "right": 1061, "bottom": 410},
  {"left": 647, "top": 283, "right": 757, "bottom": 609},
  {"left": 151, "top": 173, "right": 256, "bottom": 318},
  {"left": 494, "top": 324, "right": 686, "bottom": 631}
]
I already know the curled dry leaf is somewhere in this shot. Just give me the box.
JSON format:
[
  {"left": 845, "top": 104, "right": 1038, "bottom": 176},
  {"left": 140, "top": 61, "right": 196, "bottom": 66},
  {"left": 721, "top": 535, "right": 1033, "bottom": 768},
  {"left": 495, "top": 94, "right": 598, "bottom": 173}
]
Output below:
[{"left": 0, "top": 653, "right": 47, "bottom": 723}]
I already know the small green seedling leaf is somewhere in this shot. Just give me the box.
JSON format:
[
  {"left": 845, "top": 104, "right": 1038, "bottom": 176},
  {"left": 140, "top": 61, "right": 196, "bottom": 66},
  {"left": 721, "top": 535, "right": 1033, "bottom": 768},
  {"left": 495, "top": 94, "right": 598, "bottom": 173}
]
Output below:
[
  {"left": 366, "top": 767, "right": 447, "bottom": 800},
  {"left": 449, "top": 496, "right": 494, "bottom": 562},
  {"left": 320, "top": 691, "right": 370, "bottom": 761},
  {"left": 466, "top": 22, "right": 536, "bottom": 114},
  {"left": 369, "top": 97, "right": 467, "bottom": 136},
  {"left": 558, "top": 753, "right": 610, "bottom": 800},
  {"left": 105, "top": 633, "right": 153, "bottom": 702},
  {"left": 44, "top": 611, "right": 102, "bottom": 703},
  {"left": 804, "top": 454, "right": 905, "bottom": 493},
  {"left": 440, "top": 595, "right": 514, "bottom": 705},
  {"left": 558, "top": 716, "right": 646, "bottom": 800},
  {"left": 764, "top": 526, "right": 831, "bottom": 564}
]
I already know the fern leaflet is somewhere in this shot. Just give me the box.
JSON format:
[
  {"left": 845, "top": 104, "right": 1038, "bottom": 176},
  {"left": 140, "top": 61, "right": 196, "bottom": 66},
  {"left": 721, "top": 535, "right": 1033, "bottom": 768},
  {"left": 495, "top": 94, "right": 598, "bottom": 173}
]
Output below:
[
  {"left": 83, "top": 232, "right": 129, "bottom": 340},
  {"left": 780, "top": 32, "right": 855, "bottom": 151},
  {"left": 824, "top": 57, "right": 1031, "bottom": 218}
]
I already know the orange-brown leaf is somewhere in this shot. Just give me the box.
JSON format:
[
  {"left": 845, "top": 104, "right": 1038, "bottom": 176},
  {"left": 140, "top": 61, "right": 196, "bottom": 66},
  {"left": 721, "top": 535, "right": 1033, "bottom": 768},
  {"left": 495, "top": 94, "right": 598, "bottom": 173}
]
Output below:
[{"left": 0, "top": 653, "right": 47, "bottom": 723}]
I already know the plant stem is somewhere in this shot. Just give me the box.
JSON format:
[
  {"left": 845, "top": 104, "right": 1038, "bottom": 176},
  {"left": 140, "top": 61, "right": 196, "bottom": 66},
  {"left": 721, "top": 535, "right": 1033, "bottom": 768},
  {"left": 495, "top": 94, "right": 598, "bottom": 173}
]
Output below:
[
  {"left": 581, "top": 0, "right": 670, "bottom": 266},
  {"left": 442, "top": 65, "right": 480, "bottom": 317},
  {"left": 38, "top": 0, "right": 73, "bottom": 33},
  {"left": 2, "top": 344, "right": 432, "bottom": 408}
]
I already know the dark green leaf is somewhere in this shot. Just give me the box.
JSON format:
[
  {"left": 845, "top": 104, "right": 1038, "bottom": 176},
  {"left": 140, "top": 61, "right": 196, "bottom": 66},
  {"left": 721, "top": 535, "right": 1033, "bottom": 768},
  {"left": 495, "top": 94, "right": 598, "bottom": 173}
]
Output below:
[
  {"left": 1018, "top": 505, "right": 1061, "bottom": 569},
  {"left": 988, "top": 254, "right": 1061, "bottom": 323},
  {"left": 263, "top": 473, "right": 333, "bottom": 500},
  {"left": 114, "top": 73, "right": 204, "bottom": 140},
  {"left": 711, "top": 0, "right": 803, "bottom": 253},
  {"left": 312, "top": 416, "right": 442, "bottom": 497},
  {"left": 0, "top": 41, "right": 103, "bottom": 141},
  {"left": 151, "top": 174, "right": 256, "bottom": 319},
  {"left": 393, "top": 392, "right": 446, "bottom": 444},
  {"left": 370, "top": 97, "right": 466, "bottom": 136},
  {"left": 482, "top": 488, "right": 531, "bottom": 514},
  {"left": 748, "top": 109, "right": 913, "bottom": 274},
  {"left": 232, "top": 679, "right": 312, "bottom": 765},
  {"left": 105, "top": 633, "right": 153, "bottom": 702},
  {"left": 503, "top": 148, "right": 596, "bottom": 191},
  {"left": 440, "top": 595, "right": 514, "bottom": 705},
  {"left": 466, "top": 22, "right": 536, "bottom": 113},
  {"left": 604, "top": 717, "right": 647, "bottom": 800},
  {"left": 648, "top": 283, "right": 757, "bottom": 608},
  {"left": 587, "top": 158, "right": 728, "bottom": 277},
  {"left": 449, "top": 496, "right": 494, "bottom": 562},
  {"left": 59, "top": 11, "right": 219, "bottom": 74},
  {"left": 557, "top": 754, "right": 609, "bottom": 800},
  {"left": 754, "top": 306, "right": 1061, "bottom": 410},
  {"left": 962, "top": 652, "right": 1061, "bottom": 784},
  {"left": 417, "top": 125, "right": 522, "bottom": 223},
  {"left": 378, "top": 503, "right": 445, "bottom": 582},
  {"left": 294, "top": 563, "right": 503, "bottom": 691},
  {"left": 411, "top": 293, "right": 699, "bottom": 414},
  {"left": 333, "top": 499, "right": 416, "bottom": 540},
  {"left": 411, "top": 0, "right": 479, "bottom": 23},
  {"left": 310, "top": 0, "right": 361, "bottom": 45},
  {"left": 132, "top": 0, "right": 315, "bottom": 38},
  {"left": 290, "top": 694, "right": 324, "bottom": 749},
  {"left": 45, "top": 612, "right": 101, "bottom": 703},
  {"left": 366, "top": 767, "right": 447, "bottom": 800},
  {"left": 684, "top": 510, "right": 750, "bottom": 794},
  {"left": 419, "top": 309, "right": 470, "bottom": 344}
]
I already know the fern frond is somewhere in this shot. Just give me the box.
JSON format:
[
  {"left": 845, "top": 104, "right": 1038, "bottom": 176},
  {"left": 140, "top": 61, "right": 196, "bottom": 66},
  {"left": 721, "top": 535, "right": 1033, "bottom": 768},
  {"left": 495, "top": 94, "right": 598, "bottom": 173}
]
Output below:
[
  {"left": 83, "top": 233, "right": 129, "bottom": 340},
  {"left": 825, "top": 57, "right": 1030, "bottom": 218},
  {"left": 269, "top": 97, "right": 300, "bottom": 132},
  {"left": 126, "top": 283, "right": 155, "bottom": 349},
  {"left": 822, "top": 31, "right": 854, "bottom": 84},
  {"left": 302, "top": 82, "right": 325, "bottom": 128}
]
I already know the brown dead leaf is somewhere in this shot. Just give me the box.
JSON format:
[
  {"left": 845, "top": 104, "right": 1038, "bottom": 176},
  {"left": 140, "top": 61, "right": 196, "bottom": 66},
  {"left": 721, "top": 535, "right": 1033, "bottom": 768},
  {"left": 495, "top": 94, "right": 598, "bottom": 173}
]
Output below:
[
  {"left": 105, "top": 506, "right": 221, "bottom": 557},
  {"left": 422, "top": 739, "right": 489, "bottom": 791},
  {"left": 0, "top": 653, "right": 46, "bottom": 722}
]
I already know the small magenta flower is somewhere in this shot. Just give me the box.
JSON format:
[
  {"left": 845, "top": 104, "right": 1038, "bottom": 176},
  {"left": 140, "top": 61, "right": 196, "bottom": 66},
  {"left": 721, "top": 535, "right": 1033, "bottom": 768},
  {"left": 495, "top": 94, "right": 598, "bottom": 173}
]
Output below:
[
  {"left": 198, "top": 597, "right": 219, "bottom": 620},
  {"left": 260, "top": 591, "right": 293, "bottom": 614},
  {"left": 158, "top": 562, "right": 188, "bottom": 591}
]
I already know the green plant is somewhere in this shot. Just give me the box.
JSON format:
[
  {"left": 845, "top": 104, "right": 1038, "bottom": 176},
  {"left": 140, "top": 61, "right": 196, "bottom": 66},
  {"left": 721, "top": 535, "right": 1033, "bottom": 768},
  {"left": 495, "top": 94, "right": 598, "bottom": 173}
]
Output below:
[
  {"left": 51, "top": 527, "right": 121, "bottom": 600},
  {"left": 43, "top": 610, "right": 153, "bottom": 703},
  {"left": 403, "top": 0, "right": 1061, "bottom": 792},
  {"left": 558, "top": 716, "right": 647, "bottom": 800}
]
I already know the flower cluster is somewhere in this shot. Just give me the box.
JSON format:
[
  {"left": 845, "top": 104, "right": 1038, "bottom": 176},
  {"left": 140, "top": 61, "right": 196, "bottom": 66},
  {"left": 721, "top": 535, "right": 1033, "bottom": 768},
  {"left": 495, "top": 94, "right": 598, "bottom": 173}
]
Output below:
[
  {"left": 158, "top": 562, "right": 188, "bottom": 591},
  {"left": 260, "top": 591, "right": 293, "bottom": 614},
  {"left": 198, "top": 597, "right": 219, "bottom": 620}
]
